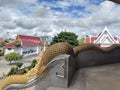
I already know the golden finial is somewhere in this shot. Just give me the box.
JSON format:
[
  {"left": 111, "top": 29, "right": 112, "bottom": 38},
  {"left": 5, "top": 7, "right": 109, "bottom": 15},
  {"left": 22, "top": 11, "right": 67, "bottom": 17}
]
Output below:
[
  {"left": 39, "top": 36, "right": 47, "bottom": 56},
  {"left": 43, "top": 40, "right": 47, "bottom": 51}
]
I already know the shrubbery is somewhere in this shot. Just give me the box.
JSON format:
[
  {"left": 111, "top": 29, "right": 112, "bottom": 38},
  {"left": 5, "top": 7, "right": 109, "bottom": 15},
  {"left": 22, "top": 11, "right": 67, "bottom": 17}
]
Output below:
[
  {"left": 16, "top": 62, "right": 23, "bottom": 68},
  {"left": 0, "top": 50, "right": 4, "bottom": 56},
  {"left": 28, "top": 59, "right": 37, "bottom": 70},
  {"left": 8, "top": 67, "right": 18, "bottom": 75},
  {"left": 8, "top": 66, "right": 27, "bottom": 75},
  {"left": 5, "top": 52, "right": 22, "bottom": 64},
  {"left": 8, "top": 59, "right": 37, "bottom": 75},
  {"left": 0, "top": 42, "right": 5, "bottom": 47}
]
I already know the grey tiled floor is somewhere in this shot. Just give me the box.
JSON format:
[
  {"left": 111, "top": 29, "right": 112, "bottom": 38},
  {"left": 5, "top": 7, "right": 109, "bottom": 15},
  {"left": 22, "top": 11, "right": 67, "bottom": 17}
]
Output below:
[
  {"left": 47, "top": 63, "right": 120, "bottom": 90},
  {"left": 4, "top": 63, "right": 120, "bottom": 90}
]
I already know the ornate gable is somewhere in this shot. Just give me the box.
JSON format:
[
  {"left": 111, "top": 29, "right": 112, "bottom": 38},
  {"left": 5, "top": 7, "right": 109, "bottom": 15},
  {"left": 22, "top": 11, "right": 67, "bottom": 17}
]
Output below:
[{"left": 94, "top": 26, "right": 118, "bottom": 46}]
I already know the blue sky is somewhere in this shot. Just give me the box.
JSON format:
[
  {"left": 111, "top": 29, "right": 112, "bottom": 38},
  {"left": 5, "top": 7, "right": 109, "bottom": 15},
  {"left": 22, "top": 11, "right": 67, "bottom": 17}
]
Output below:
[{"left": 0, "top": 0, "right": 120, "bottom": 39}]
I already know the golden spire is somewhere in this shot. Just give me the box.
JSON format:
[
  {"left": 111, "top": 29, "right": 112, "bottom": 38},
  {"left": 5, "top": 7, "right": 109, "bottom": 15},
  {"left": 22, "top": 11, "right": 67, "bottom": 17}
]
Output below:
[
  {"left": 43, "top": 35, "right": 48, "bottom": 51},
  {"left": 43, "top": 40, "right": 47, "bottom": 51}
]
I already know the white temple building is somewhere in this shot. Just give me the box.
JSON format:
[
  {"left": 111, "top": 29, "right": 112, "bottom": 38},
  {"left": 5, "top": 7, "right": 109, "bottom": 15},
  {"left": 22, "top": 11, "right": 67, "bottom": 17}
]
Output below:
[{"left": 85, "top": 26, "right": 120, "bottom": 47}]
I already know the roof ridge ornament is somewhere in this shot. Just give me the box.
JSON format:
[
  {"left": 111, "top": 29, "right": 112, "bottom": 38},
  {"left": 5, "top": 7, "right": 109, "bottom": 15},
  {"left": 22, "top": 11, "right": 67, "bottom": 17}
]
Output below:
[
  {"left": 104, "top": 26, "right": 108, "bottom": 31},
  {"left": 94, "top": 26, "right": 118, "bottom": 44}
]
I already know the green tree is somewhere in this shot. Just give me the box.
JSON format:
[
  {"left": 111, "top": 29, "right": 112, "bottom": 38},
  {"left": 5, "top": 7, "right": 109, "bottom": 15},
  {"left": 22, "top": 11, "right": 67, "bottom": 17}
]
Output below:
[
  {"left": 5, "top": 52, "right": 22, "bottom": 64},
  {"left": 78, "top": 38, "right": 84, "bottom": 45},
  {"left": 28, "top": 59, "right": 37, "bottom": 70},
  {"left": 7, "top": 59, "right": 37, "bottom": 75},
  {"left": 51, "top": 31, "right": 79, "bottom": 46},
  {"left": 0, "top": 50, "right": 4, "bottom": 56},
  {"left": 0, "top": 42, "right": 6, "bottom": 47},
  {"left": 16, "top": 62, "right": 23, "bottom": 68},
  {"left": 8, "top": 67, "right": 18, "bottom": 75},
  {"left": 15, "top": 40, "right": 21, "bottom": 47}
]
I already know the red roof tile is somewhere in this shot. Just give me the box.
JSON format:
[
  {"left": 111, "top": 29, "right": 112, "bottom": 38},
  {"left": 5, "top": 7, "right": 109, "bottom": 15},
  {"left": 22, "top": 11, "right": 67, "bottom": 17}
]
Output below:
[
  {"left": 21, "top": 39, "right": 41, "bottom": 47},
  {"left": 18, "top": 35, "right": 40, "bottom": 41},
  {"left": 85, "top": 36, "right": 120, "bottom": 44},
  {"left": 91, "top": 37, "right": 97, "bottom": 43},
  {"left": 85, "top": 37, "right": 90, "bottom": 43},
  {"left": 85, "top": 37, "right": 97, "bottom": 43},
  {"left": 0, "top": 38, "right": 4, "bottom": 43},
  {"left": 5, "top": 35, "right": 44, "bottom": 48},
  {"left": 114, "top": 37, "right": 120, "bottom": 43},
  {"left": 5, "top": 42, "right": 15, "bottom": 48},
  {"left": 18, "top": 35, "right": 44, "bottom": 47}
]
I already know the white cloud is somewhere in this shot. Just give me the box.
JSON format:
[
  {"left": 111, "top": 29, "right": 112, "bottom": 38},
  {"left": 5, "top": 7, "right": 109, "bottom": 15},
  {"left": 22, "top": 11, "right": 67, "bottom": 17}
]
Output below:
[
  {"left": 0, "top": 0, "right": 37, "bottom": 7},
  {"left": 33, "top": 7, "right": 50, "bottom": 17},
  {"left": 0, "top": 0, "right": 120, "bottom": 40},
  {"left": 22, "top": 0, "right": 36, "bottom": 3},
  {"left": 0, "top": 7, "right": 11, "bottom": 21}
]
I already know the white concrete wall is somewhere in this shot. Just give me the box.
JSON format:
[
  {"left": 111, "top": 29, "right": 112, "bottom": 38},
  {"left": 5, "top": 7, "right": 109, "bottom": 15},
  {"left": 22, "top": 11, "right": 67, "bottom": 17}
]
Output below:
[
  {"left": 4, "top": 48, "right": 15, "bottom": 55},
  {"left": 22, "top": 46, "right": 39, "bottom": 56},
  {"left": 14, "top": 48, "right": 22, "bottom": 55},
  {"left": 37, "top": 46, "right": 43, "bottom": 54},
  {"left": 4, "top": 46, "right": 43, "bottom": 56}
]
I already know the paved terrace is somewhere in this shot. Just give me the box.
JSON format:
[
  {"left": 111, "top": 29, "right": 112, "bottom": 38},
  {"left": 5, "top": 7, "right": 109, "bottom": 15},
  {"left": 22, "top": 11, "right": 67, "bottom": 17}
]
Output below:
[{"left": 36, "top": 63, "right": 120, "bottom": 90}]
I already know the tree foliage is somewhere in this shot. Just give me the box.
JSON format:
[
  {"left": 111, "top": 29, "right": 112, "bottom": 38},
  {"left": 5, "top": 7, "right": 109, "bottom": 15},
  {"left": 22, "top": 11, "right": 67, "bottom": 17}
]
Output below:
[
  {"left": 16, "top": 62, "right": 23, "bottom": 68},
  {"left": 8, "top": 67, "right": 18, "bottom": 75},
  {"left": 78, "top": 38, "right": 84, "bottom": 45},
  {"left": 0, "top": 50, "right": 4, "bottom": 56},
  {"left": 7, "top": 59, "right": 37, "bottom": 75},
  {"left": 28, "top": 59, "right": 37, "bottom": 70},
  {"left": 8, "top": 66, "right": 27, "bottom": 75},
  {"left": 51, "top": 31, "right": 79, "bottom": 46},
  {"left": 15, "top": 40, "right": 21, "bottom": 47},
  {"left": 0, "top": 42, "right": 5, "bottom": 47},
  {"left": 5, "top": 52, "right": 22, "bottom": 63}
]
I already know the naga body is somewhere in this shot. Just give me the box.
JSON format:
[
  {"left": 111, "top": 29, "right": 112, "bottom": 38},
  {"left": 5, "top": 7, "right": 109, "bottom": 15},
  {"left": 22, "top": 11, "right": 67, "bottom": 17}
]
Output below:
[{"left": 0, "top": 42, "right": 74, "bottom": 90}]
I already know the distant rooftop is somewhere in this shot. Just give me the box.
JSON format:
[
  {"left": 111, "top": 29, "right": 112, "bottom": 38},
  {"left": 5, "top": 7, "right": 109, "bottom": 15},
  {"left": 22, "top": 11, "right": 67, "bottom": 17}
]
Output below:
[
  {"left": 0, "top": 38, "right": 4, "bottom": 43},
  {"left": 5, "top": 35, "right": 44, "bottom": 48}
]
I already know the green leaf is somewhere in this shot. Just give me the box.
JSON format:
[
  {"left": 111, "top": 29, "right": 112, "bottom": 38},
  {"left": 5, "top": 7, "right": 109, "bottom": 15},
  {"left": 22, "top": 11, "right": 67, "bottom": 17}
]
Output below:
[{"left": 51, "top": 31, "right": 79, "bottom": 46}]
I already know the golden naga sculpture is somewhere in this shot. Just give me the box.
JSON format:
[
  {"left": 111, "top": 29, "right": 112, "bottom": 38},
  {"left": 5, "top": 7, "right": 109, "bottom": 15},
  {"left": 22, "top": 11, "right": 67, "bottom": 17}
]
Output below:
[
  {"left": 1, "top": 42, "right": 119, "bottom": 90},
  {"left": 0, "top": 42, "right": 73, "bottom": 90}
]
